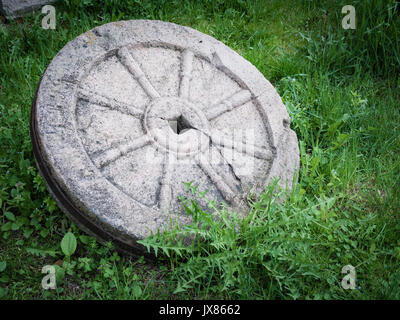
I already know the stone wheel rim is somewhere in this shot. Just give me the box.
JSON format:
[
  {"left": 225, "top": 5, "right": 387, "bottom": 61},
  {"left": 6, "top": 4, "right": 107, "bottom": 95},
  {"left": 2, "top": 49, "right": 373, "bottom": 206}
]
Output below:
[{"left": 30, "top": 77, "right": 156, "bottom": 260}]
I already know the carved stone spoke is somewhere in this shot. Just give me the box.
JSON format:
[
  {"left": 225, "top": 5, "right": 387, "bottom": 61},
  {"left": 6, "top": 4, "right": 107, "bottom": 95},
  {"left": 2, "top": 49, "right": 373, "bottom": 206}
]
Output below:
[
  {"left": 196, "top": 154, "right": 236, "bottom": 203},
  {"left": 91, "top": 134, "right": 151, "bottom": 168},
  {"left": 77, "top": 87, "right": 143, "bottom": 118},
  {"left": 209, "top": 130, "right": 273, "bottom": 160},
  {"left": 205, "top": 89, "right": 252, "bottom": 120},
  {"left": 210, "top": 145, "right": 242, "bottom": 191},
  {"left": 117, "top": 47, "right": 160, "bottom": 99},
  {"left": 158, "top": 161, "right": 172, "bottom": 210},
  {"left": 179, "top": 49, "right": 194, "bottom": 99}
]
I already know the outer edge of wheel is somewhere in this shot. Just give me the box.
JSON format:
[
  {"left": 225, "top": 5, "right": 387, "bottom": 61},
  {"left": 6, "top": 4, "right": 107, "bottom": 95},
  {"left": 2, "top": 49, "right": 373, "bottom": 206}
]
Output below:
[{"left": 30, "top": 72, "right": 157, "bottom": 263}]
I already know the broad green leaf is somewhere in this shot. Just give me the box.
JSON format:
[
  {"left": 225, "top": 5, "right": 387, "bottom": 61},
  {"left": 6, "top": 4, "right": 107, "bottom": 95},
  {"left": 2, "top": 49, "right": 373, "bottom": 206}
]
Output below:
[
  {"left": 4, "top": 212, "right": 14, "bottom": 221},
  {"left": 0, "top": 287, "right": 7, "bottom": 298},
  {"left": 0, "top": 222, "right": 12, "bottom": 232},
  {"left": 78, "top": 235, "right": 90, "bottom": 245},
  {"left": 61, "top": 232, "right": 77, "bottom": 256}
]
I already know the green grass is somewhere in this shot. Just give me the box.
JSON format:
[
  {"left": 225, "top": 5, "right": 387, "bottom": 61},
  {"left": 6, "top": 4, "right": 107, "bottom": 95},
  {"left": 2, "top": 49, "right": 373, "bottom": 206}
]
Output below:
[{"left": 0, "top": 0, "right": 399, "bottom": 299}]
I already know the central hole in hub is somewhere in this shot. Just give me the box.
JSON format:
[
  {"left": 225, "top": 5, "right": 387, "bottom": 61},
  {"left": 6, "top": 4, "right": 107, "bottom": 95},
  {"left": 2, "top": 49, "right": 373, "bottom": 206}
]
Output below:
[{"left": 169, "top": 115, "right": 193, "bottom": 135}]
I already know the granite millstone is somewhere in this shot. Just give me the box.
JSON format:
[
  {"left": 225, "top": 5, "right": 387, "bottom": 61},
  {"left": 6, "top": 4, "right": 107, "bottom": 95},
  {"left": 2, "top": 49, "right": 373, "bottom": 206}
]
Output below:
[{"left": 31, "top": 20, "right": 300, "bottom": 256}]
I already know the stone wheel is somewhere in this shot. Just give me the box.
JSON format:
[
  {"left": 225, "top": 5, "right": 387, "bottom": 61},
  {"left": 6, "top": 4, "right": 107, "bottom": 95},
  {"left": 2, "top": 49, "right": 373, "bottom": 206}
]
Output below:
[{"left": 31, "top": 20, "right": 299, "bottom": 257}]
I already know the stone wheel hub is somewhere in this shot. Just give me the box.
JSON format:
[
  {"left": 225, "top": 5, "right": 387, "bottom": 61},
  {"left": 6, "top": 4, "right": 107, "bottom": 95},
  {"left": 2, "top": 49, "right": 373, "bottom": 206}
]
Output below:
[
  {"left": 31, "top": 20, "right": 300, "bottom": 256},
  {"left": 144, "top": 96, "right": 210, "bottom": 156}
]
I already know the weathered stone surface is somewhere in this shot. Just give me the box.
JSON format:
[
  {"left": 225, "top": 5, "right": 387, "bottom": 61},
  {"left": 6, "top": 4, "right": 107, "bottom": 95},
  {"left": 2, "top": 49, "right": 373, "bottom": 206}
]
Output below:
[
  {"left": 31, "top": 20, "right": 300, "bottom": 256},
  {"left": 0, "top": 0, "right": 56, "bottom": 18}
]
